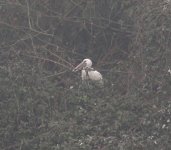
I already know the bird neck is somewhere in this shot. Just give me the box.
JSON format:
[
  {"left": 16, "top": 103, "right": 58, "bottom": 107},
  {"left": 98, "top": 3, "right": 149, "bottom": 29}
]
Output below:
[{"left": 83, "top": 67, "right": 94, "bottom": 71}]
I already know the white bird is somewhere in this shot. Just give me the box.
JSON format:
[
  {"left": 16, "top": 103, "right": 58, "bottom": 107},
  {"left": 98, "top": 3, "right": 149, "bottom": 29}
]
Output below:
[
  {"left": 73, "top": 58, "right": 103, "bottom": 85},
  {"left": 168, "top": 68, "right": 171, "bottom": 75}
]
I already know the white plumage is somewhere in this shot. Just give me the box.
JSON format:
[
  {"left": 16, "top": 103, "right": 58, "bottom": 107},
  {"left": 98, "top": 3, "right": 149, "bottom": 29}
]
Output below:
[
  {"left": 73, "top": 59, "right": 103, "bottom": 84},
  {"left": 81, "top": 70, "right": 102, "bottom": 81}
]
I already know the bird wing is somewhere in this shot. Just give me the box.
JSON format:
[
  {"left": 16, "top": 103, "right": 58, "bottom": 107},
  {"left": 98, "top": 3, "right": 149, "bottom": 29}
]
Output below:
[{"left": 88, "top": 70, "right": 103, "bottom": 81}]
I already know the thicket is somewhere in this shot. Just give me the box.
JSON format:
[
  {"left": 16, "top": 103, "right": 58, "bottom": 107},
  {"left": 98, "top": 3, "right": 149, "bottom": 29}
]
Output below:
[{"left": 0, "top": 0, "right": 171, "bottom": 149}]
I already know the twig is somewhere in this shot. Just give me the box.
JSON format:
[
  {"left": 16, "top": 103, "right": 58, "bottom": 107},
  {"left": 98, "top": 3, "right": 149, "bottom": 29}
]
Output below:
[
  {"left": 24, "top": 54, "right": 72, "bottom": 70},
  {"left": 41, "top": 70, "right": 67, "bottom": 80},
  {"left": 43, "top": 47, "right": 74, "bottom": 68},
  {"left": 26, "top": 0, "right": 32, "bottom": 29},
  {"left": 0, "top": 21, "right": 53, "bottom": 36}
]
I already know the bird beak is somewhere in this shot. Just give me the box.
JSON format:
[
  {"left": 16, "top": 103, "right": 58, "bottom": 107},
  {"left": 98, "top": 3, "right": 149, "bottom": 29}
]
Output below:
[{"left": 73, "top": 61, "right": 86, "bottom": 72}]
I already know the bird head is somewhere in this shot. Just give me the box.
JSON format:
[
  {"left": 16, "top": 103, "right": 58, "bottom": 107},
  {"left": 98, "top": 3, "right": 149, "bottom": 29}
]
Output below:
[{"left": 73, "top": 58, "right": 92, "bottom": 72}]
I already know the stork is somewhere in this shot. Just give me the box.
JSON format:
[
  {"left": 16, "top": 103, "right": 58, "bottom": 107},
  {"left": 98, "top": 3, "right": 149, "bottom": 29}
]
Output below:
[{"left": 73, "top": 58, "right": 103, "bottom": 85}]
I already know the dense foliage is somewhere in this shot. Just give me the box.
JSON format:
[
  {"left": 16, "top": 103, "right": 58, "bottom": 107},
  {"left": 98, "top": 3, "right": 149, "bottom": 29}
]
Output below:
[{"left": 0, "top": 0, "right": 171, "bottom": 149}]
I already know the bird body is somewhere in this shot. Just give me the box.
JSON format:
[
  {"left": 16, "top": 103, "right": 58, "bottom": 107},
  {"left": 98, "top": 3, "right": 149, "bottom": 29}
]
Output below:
[
  {"left": 73, "top": 59, "right": 103, "bottom": 85},
  {"left": 81, "top": 69, "right": 102, "bottom": 81}
]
